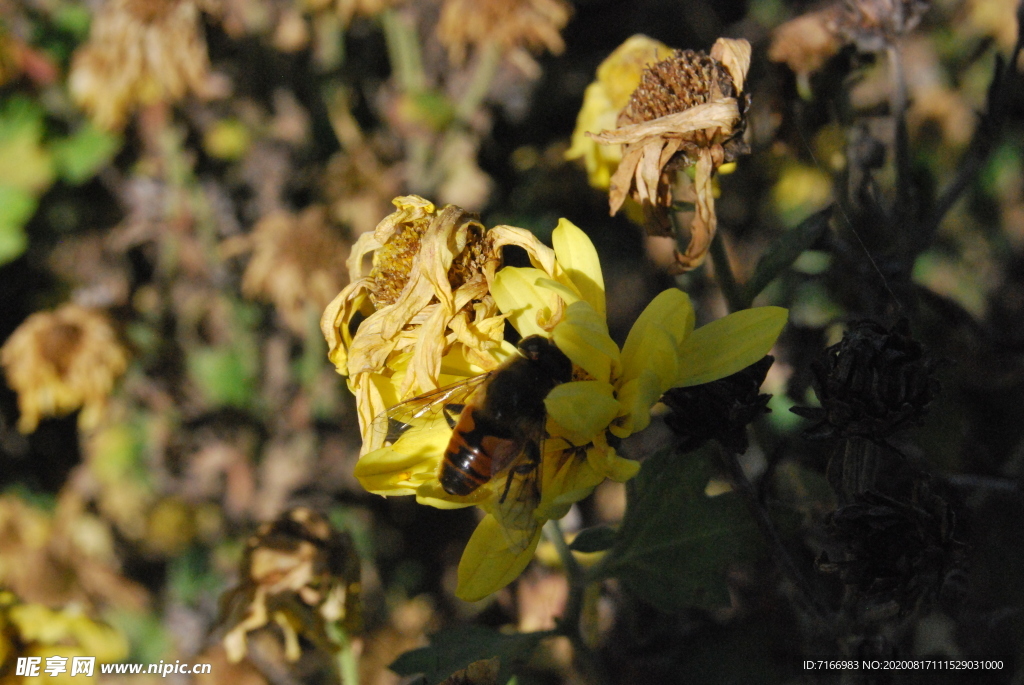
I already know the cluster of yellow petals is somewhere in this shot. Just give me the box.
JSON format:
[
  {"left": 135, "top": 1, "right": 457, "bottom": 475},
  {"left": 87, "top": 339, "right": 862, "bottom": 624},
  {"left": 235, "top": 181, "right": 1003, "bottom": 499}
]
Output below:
[{"left": 327, "top": 200, "right": 787, "bottom": 601}]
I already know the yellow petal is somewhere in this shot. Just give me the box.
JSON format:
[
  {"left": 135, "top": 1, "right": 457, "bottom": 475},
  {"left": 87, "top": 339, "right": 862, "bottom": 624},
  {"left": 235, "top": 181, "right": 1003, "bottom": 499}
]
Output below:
[
  {"left": 675, "top": 306, "right": 788, "bottom": 387},
  {"left": 552, "top": 218, "right": 606, "bottom": 317},
  {"left": 545, "top": 381, "right": 619, "bottom": 445},
  {"left": 586, "top": 435, "right": 640, "bottom": 482},
  {"left": 609, "top": 370, "right": 662, "bottom": 437},
  {"left": 536, "top": 448, "right": 603, "bottom": 520},
  {"left": 456, "top": 515, "right": 542, "bottom": 601},
  {"left": 492, "top": 267, "right": 562, "bottom": 337},
  {"left": 621, "top": 289, "right": 694, "bottom": 381},
  {"left": 552, "top": 301, "right": 620, "bottom": 383},
  {"left": 353, "top": 424, "right": 449, "bottom": 495}
]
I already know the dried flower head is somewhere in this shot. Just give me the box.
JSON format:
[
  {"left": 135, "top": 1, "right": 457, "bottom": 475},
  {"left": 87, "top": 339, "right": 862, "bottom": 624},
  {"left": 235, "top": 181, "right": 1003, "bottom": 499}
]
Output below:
[
  {"left": 220, "top": 508, "right": 361, "bottom": 663},
  {"left": 662, "top": 355, "right": 774, "bottom": 455},
  {"left": 302, "top": 0, "right": 397, "bottom": 26},
  {"left": 1, "top": 304, "right": 129, "bottom": 433},
  {"left": 322, "top": 196, "right": 526, "bottom": 446},
  {"left": 69, "top": 0, "right": 215, "bottom": 130},
  {"left": 791, "top": 319, "right": 941, "bottom": 441},
  {"left": 769, "top": 0, "right": 930, "bottom": 79},
  {"left": 768, "top": 6, "right": 845, "bottom": 79},
  {"left": 817, "top": 483, "right": 965, "bottom": 613},
  {"left": 837, "top": 0, "right": 930, "bottom": 52},
  {"left": 240, "top": 206, "right": 348, "bottom": 336},
  {"left": 437, "top": 0, "right": 571, "bottom": 69},
  {"left": 566, "top": 35, "right": 675, "bottom": 190},
  {"left": 589, "top": 38, "right": 751, "bottom": 270}
]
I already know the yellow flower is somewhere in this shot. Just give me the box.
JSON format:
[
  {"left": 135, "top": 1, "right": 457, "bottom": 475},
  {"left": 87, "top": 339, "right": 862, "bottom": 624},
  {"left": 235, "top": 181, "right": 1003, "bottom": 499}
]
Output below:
[
  {"left": 566, "top": 35, "right": 674, "bottom": 190},
  {"left": 589, "top": 37, "right": 751, "bottom": 270},
  {"left": 350, "top": 217, "right": 787, "bottom": 601},
  {"left": 0, "top": 304, "right": 128, "bottom": 433}
]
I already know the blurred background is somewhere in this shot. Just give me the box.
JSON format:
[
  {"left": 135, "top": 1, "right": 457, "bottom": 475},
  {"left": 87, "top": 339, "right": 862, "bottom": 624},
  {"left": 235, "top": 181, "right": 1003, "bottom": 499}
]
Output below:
[{"left": 1, "top": 0, "right": 1023, "bottom": 682}]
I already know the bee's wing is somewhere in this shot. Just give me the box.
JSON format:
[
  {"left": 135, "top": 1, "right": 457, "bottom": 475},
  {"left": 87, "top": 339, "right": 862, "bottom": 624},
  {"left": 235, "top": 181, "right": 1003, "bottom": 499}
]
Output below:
[
  {"left": 371, "top": 373, "right": 491, "bottom": 448},
  {"left": 492, "top": 460, "right": 542, "bottom": 554}
]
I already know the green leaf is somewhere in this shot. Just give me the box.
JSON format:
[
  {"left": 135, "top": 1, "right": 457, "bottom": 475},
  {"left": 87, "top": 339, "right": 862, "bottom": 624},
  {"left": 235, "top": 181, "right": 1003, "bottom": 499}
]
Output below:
[
  {"left": 597, "top": 445, "right": 759, "bottom": 610},
  {"left": 187, "top": 346, "right": 257, "bottom": 409},
  {"left": 390, "top": 626, "right": 549, "bottom": 684},
  {"left": 51, "top": 125, "right": 122, "bottom": 184},
  {"left": 742, "top": 207, "right": 831, "bottom": 305},
  {"left": 675, "top": 306, "right": 788, "bottom": 388},
  {"left": 0, "top": 97, "right": 54, "bottom": 194},
  {"left": 0, "top": 185, "right": 37, "bottom": 265},
  {"left": 569, "top": 525, "right": 617, "bottom": 553}
]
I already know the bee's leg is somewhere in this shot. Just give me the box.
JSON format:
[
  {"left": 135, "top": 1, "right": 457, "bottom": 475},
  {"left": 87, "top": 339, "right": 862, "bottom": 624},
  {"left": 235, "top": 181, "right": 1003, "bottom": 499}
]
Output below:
[
  {"left": 442, "top": 403, "right": 465, "bottom": 429},
  {"left": 499, "top": 472, "right": 516, "bottom": 504}
]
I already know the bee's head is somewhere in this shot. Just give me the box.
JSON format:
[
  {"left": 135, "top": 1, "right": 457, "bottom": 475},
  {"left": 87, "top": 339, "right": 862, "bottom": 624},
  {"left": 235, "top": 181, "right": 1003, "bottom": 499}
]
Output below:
[{"left": 517, "top": 335, "right": 573, "bottom": 383}]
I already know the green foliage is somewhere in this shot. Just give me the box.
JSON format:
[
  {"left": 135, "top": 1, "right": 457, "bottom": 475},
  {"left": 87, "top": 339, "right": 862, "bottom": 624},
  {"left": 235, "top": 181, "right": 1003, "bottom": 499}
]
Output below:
[
  {"left": 0, "top": 185, "right": 34, "bottom": 265},
  {"left": 187, "top": 346, "right": 258, "bottom": 410},
  {"left": 742, "top": 207, "right": 831, "bottom": 306},
  {"left": 390, "top": 625, "right": 549, "bottom": 684},
  {"left": 51, "top": 124, "right": 121, "bottom": 184},
  {"left": 596, "top": 445, "right": 759, "bottom": 610}
]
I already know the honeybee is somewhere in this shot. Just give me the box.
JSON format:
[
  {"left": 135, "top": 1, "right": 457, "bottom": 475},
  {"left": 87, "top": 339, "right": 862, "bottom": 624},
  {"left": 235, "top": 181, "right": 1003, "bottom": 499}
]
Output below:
[{"left": 374, "top": 336, "right": 573, "bottom": 551}]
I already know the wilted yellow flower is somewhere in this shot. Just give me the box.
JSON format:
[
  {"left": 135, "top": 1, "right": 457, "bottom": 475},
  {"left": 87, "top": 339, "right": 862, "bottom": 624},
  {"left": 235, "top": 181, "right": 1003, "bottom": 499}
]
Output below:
[
  {"left": 566, "top": 35, "right": 674, "bottom": 190},
  {"left": 69, "top": 0, "right": 214, "bottom": 130},
  {"left": 349, "top": 217, "right": 788, "bottom": 600},
  {"left": 321, "top": 196, "right": 528, "bottom": 444},
  {"left": 437, "top": 0, "right": 571, "bottom": 68},
  {"left": 589, "top": 38, "right": 752, "bottom": 271},
  {"left": 0, "top": 493, "right": 147, "bottom": 610},
  {"left": 1, "top": 304, "right": 128, "bottom": 433},
  {"left": 0, "top": 591, "right": 128, "bottom": 683},
  {"left": 219, "top": 508, "right": 360, "bottom": 663},
  {"left": 239, "top": 206, "right": 349, "bottom": 336}
]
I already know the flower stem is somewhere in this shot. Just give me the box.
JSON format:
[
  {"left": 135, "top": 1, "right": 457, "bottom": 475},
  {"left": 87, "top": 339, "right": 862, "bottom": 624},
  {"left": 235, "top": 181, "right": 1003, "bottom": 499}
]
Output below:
[
  {"left": 455, "top": 42, "right": 501, "bottom": 122},
  {"left": 544, "top": 520, "right": 610, "bottom": 685},
  {"left": 714, "top": 444, "right": 832, "bottom": 625},
  {"left": 326, "top": 622, "right": 360, "bottom": 684},
  {"left": 709, "top": 229, "right": 745, "bottom": 312}
]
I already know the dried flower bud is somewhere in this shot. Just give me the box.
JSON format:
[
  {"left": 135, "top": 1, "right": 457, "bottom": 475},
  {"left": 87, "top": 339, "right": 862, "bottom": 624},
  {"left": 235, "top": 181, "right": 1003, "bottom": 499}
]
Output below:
[
  {"left": 791, "top": 319, "right": 941, "bottom": 441},
  {"left": 816, "top": 482, "right": 965, "bottom": 612},
  {"left": 219, "top": 508, "right": 361, "bottom": 663},
  {"left": 662, "top": 355, "right": 774, "bottom": 455}
]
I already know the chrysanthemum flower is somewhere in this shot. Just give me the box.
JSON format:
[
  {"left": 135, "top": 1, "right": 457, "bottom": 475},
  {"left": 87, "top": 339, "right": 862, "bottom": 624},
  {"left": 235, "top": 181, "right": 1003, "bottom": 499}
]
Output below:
[
  {"left": 322, "top": 196, "right": 548, "bottom": 446},
  {"left": 343, "top": 214, "right": 787, "bottom": 601},
  {"left": 69, "top": 0, "right": 215, "bottom": 130},
  {"left": 437, "top": 0, "right": 571, "bottom": 70},
  {"left": 239, "top": 206, "right": 349, "bottom": 336},
  {"left": 566, "top": 35, "right": 674, "bottom": 190},
  {"left": 1, "top": 304, "right": 129, "bottom": 433},
  {"left": 589, "top": 38, "right": 751, "bottom": 271}
]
